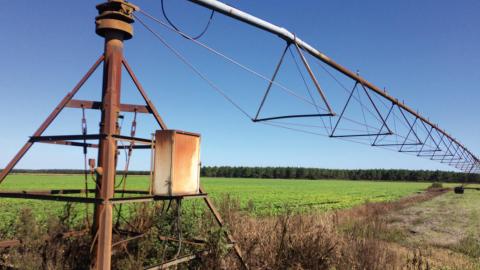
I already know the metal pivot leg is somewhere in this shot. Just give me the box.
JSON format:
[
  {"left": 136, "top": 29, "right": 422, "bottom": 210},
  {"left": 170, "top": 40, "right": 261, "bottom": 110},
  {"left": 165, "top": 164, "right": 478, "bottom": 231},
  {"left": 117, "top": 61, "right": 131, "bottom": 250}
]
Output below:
[
  {"left": 91, "top": 1, "right": 137, "bottom": 269},
  {"left": 200, "top": 187, "right": 248, "bottom": 269},
  {"left": 0, "top": 55, "right": 103, "bottom": 184}
]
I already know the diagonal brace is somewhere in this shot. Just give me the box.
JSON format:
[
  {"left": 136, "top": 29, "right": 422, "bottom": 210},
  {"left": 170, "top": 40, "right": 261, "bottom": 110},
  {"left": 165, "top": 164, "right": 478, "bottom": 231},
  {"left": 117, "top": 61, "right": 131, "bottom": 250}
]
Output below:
[{"left": 0, "top": 55, "right": 104, "bottom": 183}]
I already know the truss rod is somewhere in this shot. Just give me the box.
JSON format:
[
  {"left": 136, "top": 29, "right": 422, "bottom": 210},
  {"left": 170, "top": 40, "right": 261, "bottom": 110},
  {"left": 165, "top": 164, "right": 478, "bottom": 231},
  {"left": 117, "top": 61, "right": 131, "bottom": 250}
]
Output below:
[
  {"left": 0, "top": 55, "right": 104, "bottom": 183},
  {"left": 187, "top": 0, "right": 479, "bottom": 166}
]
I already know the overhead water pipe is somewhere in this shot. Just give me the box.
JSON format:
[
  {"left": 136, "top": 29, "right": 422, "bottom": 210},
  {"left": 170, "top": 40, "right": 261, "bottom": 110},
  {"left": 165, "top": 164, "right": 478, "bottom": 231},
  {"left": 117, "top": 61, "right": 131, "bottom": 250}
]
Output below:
[{"left": 187, "top": 0, "right": 479, "bottom": 164}]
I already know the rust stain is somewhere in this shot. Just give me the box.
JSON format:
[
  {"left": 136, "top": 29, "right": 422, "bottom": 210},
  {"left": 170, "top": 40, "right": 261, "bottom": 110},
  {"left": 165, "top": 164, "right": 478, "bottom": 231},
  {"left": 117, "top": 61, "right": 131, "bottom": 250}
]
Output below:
[{"left": 153, "top": 130, "right": 200, "bottom": 196}]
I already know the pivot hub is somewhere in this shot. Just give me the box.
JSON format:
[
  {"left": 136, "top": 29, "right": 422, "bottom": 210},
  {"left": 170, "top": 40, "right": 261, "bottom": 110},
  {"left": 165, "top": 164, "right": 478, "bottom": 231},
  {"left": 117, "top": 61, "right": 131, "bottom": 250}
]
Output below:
[{"left": 95, "top": 0, "right": 138, "bottom": 40}]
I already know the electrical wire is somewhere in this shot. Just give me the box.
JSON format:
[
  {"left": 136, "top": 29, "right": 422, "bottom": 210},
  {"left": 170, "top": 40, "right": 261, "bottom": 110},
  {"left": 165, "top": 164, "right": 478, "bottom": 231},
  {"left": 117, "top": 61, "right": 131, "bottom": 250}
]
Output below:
[
  {"left": 313, "top": 61, "right": 384, "bottom": 124},
  {"left": 114, "top": 112, "right": 138, "bottom": 227},
  {"left": 174, "top": 199, "right": 183, "bottom": 259},
  {"left": 315, "top": 59, "right": 449, "bottom": 153},
  {"left": 161, "top": 0, "right": 215, "bottom": 40},
  {"left": 136, "top": 8, "right": 478, "bottom": 172},
  {"left": 115, "top": 112, "right": 137, "bottom": 189},
  {"left": 314, "top": 59, "right": 442, "bottom": 150},
  {"left": 258, "top": 121, "right": 428, "bottom": 157},
  {"left": 355, "top": 84, "right": 371, "bottom": 138},
  {"left": 136, "top": 13, "right": 426, "bottom": 150},
  {"left": 135, "top": 14, "right": 253, "bottom": 120},
  {"left": 136, "top": 12, "right": 385, "bottom": 135},
  {"left": 288, "top": 46, "right": 329, "bottom": 135},
  {"left": 137, "top": 10, "right": 329, "bottom": 112},
  {"left": 315, "top": 60, "right": 435, "bottom": 149},
  {"left": 137, "top": 10, "right": 400, "bottom": 136},
  {"left": 81, "top": 106, "right": 90, "bottom": 227},
  {"left": 149, "top": 133, "right": 155, "bottom": 195},
  {"left": 268, "top": 120, "right": 381, "bottom": 134}
]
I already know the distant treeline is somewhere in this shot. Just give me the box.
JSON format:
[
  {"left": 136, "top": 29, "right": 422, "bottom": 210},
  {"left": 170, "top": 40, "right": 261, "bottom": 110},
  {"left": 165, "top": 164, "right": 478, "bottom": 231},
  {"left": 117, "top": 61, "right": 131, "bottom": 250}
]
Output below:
[
  {"left": 201, "top": 167, "right": 479, "bottom": 182},
  {"left": 9, "top": 167, "right": 479, "bottom": 183}
]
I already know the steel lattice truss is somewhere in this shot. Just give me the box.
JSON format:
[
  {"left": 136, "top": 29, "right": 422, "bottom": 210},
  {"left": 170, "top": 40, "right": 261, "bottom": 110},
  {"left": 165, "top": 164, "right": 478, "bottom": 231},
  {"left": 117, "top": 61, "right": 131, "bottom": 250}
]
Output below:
[{"left": 133, "top": 1, "right": 479, "bottom": 174}]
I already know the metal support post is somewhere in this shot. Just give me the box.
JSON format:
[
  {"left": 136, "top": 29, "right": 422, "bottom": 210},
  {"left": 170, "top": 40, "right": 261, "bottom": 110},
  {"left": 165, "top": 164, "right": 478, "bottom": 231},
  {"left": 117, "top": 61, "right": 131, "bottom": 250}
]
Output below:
[{"left": 91, "top": 1, "right": 136, "bottom": 269}]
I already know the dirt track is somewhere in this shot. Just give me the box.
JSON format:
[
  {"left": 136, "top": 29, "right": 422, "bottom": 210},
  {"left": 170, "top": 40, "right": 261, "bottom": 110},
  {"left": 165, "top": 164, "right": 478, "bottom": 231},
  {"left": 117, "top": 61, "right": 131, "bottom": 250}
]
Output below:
[{"left": 385, "top": 188, "right": 480, "bottom": 269}]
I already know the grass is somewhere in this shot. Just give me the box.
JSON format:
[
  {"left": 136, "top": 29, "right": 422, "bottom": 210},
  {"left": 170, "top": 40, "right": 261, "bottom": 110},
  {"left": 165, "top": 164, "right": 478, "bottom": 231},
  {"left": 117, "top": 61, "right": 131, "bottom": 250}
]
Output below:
[
  {"left": 385, "top": 187, "right": 480, "bottom": 267},
  {"left": 0, "top": 187, "right": 443, "bottom": 269},
  {"left": 202, "top": 178, "right": 432, "bottom": 215},
  {"left": 0, "top": 175, "right": 478, "bottom": 269},
  {"left": 0, "top": 174, "right": 433, "bottom": 221}
]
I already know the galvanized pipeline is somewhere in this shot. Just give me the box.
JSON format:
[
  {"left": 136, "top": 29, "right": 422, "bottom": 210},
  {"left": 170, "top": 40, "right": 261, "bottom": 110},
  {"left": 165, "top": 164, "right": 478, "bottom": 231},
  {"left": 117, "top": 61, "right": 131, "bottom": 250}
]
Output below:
[{"left": 187, "top": 0, "right": 479, "bottom": 167}]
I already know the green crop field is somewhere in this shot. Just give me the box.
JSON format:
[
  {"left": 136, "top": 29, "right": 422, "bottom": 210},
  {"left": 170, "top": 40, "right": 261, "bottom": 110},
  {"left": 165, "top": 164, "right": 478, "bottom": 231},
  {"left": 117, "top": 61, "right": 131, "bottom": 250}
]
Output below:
[
  {"left": 203, "top": 178, "right": 436, "bottom": 215},
  {"left": 0, "top": 174, "right": 437, "bottom": 222}
]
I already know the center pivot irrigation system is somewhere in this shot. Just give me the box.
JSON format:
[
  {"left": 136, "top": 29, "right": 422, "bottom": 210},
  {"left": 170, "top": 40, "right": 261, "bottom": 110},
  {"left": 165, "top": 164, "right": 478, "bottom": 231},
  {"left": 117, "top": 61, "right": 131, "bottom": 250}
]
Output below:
[{"left": 0, "top": 0, "right": 479, "bottom": 269}]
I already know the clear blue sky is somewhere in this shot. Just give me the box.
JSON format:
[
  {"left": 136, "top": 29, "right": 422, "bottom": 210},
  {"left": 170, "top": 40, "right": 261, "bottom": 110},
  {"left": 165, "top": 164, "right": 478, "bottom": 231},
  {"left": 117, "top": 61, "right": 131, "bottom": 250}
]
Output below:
[{"left": 0, "top": 0, "right": 479, "bottom": 171}]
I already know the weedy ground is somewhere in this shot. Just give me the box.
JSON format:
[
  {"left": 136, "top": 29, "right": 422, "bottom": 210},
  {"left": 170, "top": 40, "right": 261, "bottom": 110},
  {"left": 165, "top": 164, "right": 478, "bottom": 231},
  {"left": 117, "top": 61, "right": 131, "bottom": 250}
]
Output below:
[
  {"left": 384, "top": 187, "right": 480, "bottom": 269},
  {"left": 0, "top": 176, "right": 478, "bottom": 269},
  {"left": 0, "top": 174, "right": 433, "bottom": 222},
  {"left": 221, "top": 186, "right": 480, "bottom": 270}
]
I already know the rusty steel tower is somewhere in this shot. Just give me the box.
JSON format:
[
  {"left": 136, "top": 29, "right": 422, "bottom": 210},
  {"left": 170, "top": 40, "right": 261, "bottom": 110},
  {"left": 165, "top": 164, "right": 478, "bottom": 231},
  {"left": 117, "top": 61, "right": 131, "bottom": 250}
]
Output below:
[
  {"left": 1, "top": 0, "right": 478, "bottom": 269},
  {"left": 0, "top": 0, "right": 246, "bottom": 269},
  {"left": 93, "top": 1, "right": 135, "bottom": 268}
]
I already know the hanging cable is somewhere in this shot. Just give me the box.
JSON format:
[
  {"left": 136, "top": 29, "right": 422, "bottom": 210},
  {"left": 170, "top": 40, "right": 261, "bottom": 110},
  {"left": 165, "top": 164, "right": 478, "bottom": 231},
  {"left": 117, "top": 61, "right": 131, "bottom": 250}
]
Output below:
[
  {"left": 288, "top": 46, "right": 329, "bottom": 135},
  {"left": 367, "top": 84, "right": 415, "bottom": 135},
  {"left": 114, "top": 111, "right": 138, "bottom": 228},
  {"left": 115, "top": 111, "right": 137, "bottom": 189},
  {"left": 259, "top": 121, "right": 412, "bottom": 155},
  {"left": 141, "top": 10, "right": 381, "bottom": 133},
  {"left": 149, "top": 133, "right": 155, "bottom": 195},
  {"left": 161, "top": 0, "right": 214, "bottom": 40},
  {"left": 137, "top": 11, "right": 382, "bottom": 134},
  {"left": 137, "top": 13, "right": 393, "bottom": 139},
  {"left": 158, "top": 200, "right": 173, "bottom": 264},
  {"left": 81, "top": 106, "right": 90, "bottom": 226},
  {"left": 314, "top": 61, "right": 385, "bottom": 125},
  {"left": 260, "top": 120, "right": 446, "bottom": 164},
  {"left": 268, "top": 120, "right": 380, "bottom": 134},
  {"left": 136, "top": 9, "right": 471, "bottom": 169},
  {"left": 355, "top": 83, "right": 371, "bottom": 136},
  {"left": 137, "top": 10, "right": 329, "bottom": 112},
  {"left": 314, "top": 59, "right": 431, "bottom": 147},
  {"left": 135, "top": 14, "right": 254, "bottom": 120},
  {"left": 174, "top": 199, "right": 183, "bottom": 259},
  {"left": 139, "top": 15, "right": 419, "bottom": 149}
]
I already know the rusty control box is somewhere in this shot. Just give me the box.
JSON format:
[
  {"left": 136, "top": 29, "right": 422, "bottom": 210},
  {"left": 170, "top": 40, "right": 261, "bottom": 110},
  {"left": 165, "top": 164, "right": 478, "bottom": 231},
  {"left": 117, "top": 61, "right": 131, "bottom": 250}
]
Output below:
[{"left": 152, "top": 130, "right": 201, "bottom": 196}]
